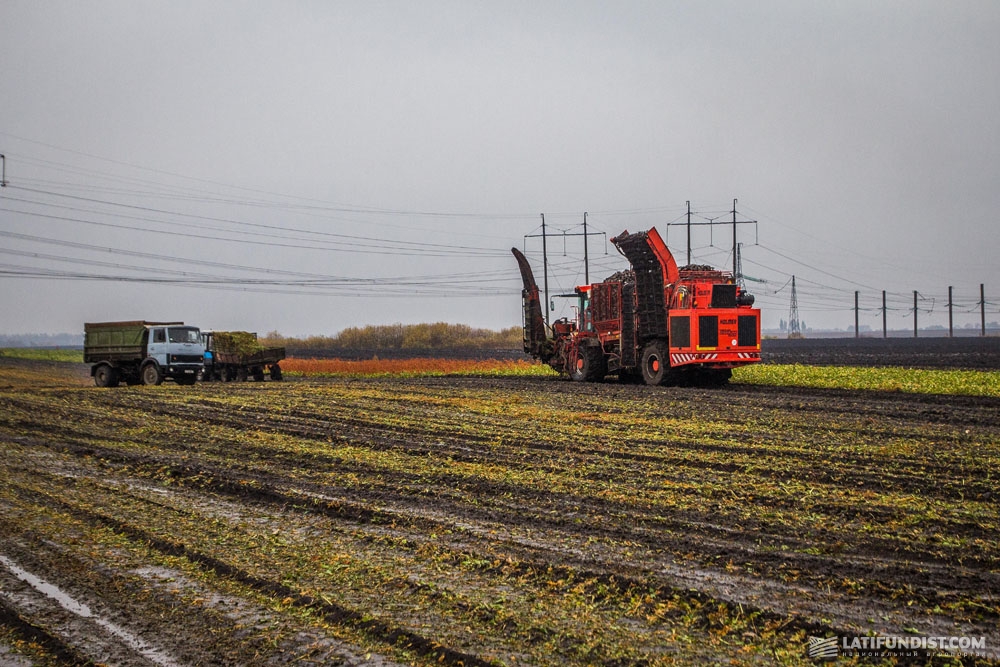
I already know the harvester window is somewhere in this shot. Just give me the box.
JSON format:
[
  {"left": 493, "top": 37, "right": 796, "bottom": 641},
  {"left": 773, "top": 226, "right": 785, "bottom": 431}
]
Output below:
[
  {"left": 710, "top": 284, "right": 738, "bottom": 308},
  {"left": 699, "top": 316, "right": 719, "bottom": 348},
  {"left": 670, "top": 316, "right": 691, "bottom": 348},
  {"left": 672, "top": 286, "right": 689, "bottom": 309}
]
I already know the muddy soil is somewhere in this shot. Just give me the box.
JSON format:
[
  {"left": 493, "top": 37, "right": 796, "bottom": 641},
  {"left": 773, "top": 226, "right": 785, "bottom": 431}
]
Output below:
[{"left": 1, "top": 358, "right": 998, "bottom": 665}]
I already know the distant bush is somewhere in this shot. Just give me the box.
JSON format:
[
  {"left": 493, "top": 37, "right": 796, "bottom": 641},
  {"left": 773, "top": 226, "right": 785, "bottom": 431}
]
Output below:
[{"left": 260, "top": 323, "right": 521, "bottom": 351}]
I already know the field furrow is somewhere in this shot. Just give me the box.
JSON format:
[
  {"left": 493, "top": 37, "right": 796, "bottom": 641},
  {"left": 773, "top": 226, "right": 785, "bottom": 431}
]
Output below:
[{"left": 1, "top": 358, "right": 998, "bottom": 665}]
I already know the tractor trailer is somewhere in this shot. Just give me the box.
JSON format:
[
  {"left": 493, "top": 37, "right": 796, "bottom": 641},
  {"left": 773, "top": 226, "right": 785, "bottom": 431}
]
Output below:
[
  {"left": 512, "top": 227, "right": 761, "bottom": 386},
  {"left": 201, "top": 330, "right": 285, "bottom": 382},
  {"left": 84, "top": 321, "right": 205, "bottom": 387}
]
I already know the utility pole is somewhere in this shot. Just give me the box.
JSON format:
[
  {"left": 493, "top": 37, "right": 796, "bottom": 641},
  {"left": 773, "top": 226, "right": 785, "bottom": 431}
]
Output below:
[
  {"left": 665, "top": 199, "right": 756, "bottom": 278},
  {"left": 882, "top": 290, "right": 887, "bottom": 338},
  {"left": 982, "top": 284, "right": 987, "bottom": 337},
  {"left": 732, "top": 199, "right": 738, "bottom": 277},
  {"left": 854, "top": 291, "right": 859, "bottom": 338},
  {"left": 948, "top": 286, "right": 954, "bottom": 338},
  {"left": 541, "top": 214, "right": 549, "bottom": 326},
  {"left": 524, "top": 215, "right": 603, "bottom": 327},
  {"left": 686, "top": 200, "right": 692, "bottom": 265},
  {"left": 0, "top": 154, "right": 7, "bottom": 187},
  {"left": 913, "top": 290, "right": 919, "bottom": 338}
]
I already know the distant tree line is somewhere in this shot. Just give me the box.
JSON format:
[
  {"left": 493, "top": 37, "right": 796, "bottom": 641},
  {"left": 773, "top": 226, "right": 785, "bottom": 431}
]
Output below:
[
  {"left": 260, "top": 322, "right": 522, "bottom": 351},
  {"left": 0, "top": 333, "right": 83, "bottom": 347}
]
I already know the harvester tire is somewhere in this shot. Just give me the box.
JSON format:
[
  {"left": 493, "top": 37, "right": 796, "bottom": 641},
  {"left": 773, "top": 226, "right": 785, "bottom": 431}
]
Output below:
[
  {"left": 570, "top": 344, "right": 606, "bottom": 383},
  {"left": 641, "top": 340, "right": 669, "bottom": 386},
  {"left": 270, "top": 364, "right": 283, "bottom": 381}
]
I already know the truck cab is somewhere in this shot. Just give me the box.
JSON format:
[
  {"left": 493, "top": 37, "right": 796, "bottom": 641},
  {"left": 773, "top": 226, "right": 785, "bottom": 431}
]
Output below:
[{"left": 146, "top": 325, "right": 204, "bottom": 384}]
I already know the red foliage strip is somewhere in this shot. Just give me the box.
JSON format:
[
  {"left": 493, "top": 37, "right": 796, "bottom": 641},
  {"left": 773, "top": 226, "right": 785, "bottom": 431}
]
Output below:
[{"left": 281, "top": 357, "right": 543, "bottom": 376}]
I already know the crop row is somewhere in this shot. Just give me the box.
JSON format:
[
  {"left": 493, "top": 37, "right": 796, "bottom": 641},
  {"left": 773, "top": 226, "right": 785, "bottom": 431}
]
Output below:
[{"left": 1, "top": 363, "right": 998, "bottom": 664}]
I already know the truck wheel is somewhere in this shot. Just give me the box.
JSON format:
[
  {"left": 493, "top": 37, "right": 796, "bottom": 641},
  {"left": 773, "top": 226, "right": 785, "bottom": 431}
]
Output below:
[
  {"left": 94, "top": 364, "right": 119, "bottom": 388},
  {"left": 141, "top": 363, "right": 163, "bottom": 386},
  {"left": 269, "top": 364, "right": 283, "bottom": 381},
  {"left": 570, "top": 345, "right": 606, "bottom": 382},
  {"left": 641, "top": 341, "right": 669, "bottom": 386}
]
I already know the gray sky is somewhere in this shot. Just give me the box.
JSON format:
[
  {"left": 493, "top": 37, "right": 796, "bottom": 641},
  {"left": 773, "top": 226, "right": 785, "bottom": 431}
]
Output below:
[{"left": 2, "top": 0, "right": 998, "bottom": 336}]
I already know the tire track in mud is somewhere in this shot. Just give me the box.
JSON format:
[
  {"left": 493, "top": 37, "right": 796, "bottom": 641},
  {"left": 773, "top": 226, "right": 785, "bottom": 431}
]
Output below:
[
  {"left": 4, "top": 375, "right": 999, "bottom": 660},
  {"left": 0, "top": 553, "right": 182, "bottom": 667},
  {"left": 2, "top": 478, "right": 494, "bottom": 667},
  {"left": 6, "top": 471, "right": 671, "bottom": 666},
  {"left": 7, "top": 396, "right": 997, "bottom": 579},
  {"left": 10, "top": 430, "right": 999, "bottom": 642},
  {"left": 0, "top": 597, "right": 91, "bottom": 666},
  {"left": 5, "top": 472, "right": 862, "bottom": 663},
  {"left": 34, "top": 387, "right": 993, "bottom": 505},
  {"left": 9, "top": 381, "right": 997, "bottom": 492},
  {"left": 14, "top": 428, "right": 993, "bottom": 576},
  {"left": 7, "top": 392, "right": 993, "bottom": 561}
]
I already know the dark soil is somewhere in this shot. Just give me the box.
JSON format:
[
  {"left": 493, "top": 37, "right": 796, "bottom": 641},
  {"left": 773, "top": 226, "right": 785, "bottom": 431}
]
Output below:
[{"left": 0, "top": 357, "right": 997, "bottom": 665}]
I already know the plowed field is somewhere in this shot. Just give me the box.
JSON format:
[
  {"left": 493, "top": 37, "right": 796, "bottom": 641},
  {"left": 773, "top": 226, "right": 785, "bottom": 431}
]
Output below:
[{"left": 1, "top": 357, "right": 998, "bottom": 665}]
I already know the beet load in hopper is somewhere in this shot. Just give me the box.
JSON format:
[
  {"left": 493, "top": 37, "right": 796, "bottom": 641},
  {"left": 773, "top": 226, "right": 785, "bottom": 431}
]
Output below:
[{"left": 512, "top": 227, "right": 761, "bottom": 386}]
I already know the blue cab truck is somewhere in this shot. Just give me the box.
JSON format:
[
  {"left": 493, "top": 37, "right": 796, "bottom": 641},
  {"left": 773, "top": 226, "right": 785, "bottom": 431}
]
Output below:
[{"left": 84, "top": 321, "right": 205, "bottom": 387}]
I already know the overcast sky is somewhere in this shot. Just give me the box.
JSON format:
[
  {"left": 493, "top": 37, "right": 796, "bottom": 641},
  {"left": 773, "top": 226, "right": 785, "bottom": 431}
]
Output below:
[{"left": 2, "top": 0, "right": 998, "bottom": 337}]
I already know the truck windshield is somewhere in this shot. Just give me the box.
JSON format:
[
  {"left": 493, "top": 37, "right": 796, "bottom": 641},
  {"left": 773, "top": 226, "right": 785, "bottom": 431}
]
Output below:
[{"left": 169, "top": 328, "right": 202, "bottom": 344}]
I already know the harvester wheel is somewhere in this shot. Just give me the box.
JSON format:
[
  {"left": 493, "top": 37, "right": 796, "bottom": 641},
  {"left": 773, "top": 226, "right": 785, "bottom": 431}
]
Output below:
[
  {"left": 252, "top": 367, "right": 265, "bottom": 382},
  {"left": 270, "top": 364, "right": 283, "bottom": 381},
  {"left": 640, "top": 340, "right": 669, "bottom": 386},
  {"left": 570, "top": 344, "right": 607, "bottom": 382}
]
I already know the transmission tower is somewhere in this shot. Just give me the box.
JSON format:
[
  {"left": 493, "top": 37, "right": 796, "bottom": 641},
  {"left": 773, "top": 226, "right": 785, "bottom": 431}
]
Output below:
[{"left": 788, "top": 275, "right": 802, "bottom": 339}]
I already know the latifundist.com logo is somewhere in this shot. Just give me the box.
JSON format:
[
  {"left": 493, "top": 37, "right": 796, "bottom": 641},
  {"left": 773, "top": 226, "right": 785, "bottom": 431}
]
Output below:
[
  {"left": 807, "top": 636, "right": 839, "bottom": 660},
  {"left": 808, "top": 635, "right": 989, "bottom": 661}
]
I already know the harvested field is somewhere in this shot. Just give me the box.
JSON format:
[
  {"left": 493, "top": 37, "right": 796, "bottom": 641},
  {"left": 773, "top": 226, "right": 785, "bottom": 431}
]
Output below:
[
  {"left": 0, "top": 356, "right": 998, "bottom": 665},
  {"left": 761, "top": 336, "right": 1000, "bottom": 371}
]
